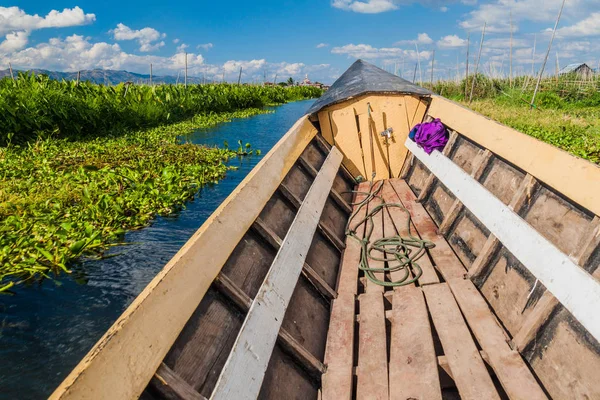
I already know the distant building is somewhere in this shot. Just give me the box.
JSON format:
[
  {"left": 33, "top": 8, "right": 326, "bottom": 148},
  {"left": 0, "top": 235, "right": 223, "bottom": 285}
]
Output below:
[
  {"left": 559, "top": 63, "right": 595, "bottom": 79},
  {"left": 299, "top": 74, "right": 328, "bottom": 89}
]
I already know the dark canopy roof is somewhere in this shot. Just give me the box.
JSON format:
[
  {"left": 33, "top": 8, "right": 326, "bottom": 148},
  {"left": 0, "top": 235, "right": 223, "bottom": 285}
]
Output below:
[{"left": 307, "top": 59, "right": 431, "bottom": 115}]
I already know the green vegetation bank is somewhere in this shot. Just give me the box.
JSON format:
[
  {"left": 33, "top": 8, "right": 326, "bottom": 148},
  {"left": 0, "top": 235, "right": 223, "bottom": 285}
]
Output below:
[
  {"left": 0, "top": 74, "right": 323, "bottom": 291},
  {"left": 426, "top": 75, "right": 600, "bottom": 165}
]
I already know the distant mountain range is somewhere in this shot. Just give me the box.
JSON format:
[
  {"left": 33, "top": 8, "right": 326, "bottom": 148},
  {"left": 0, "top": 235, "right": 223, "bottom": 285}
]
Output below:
[{"left": 0, "top": 68, "right": 205, "bottom": 85}]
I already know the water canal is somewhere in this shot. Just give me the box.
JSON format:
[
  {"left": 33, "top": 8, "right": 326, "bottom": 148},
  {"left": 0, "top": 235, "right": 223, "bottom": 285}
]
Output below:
[{"left": 0, "top": 99, "right": 314, "bottom": 399}]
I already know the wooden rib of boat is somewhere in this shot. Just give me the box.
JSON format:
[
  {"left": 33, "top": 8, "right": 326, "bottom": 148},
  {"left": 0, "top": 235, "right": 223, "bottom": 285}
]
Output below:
[{"left": 51, "top": 60, "right": 600, "bottom": 400}]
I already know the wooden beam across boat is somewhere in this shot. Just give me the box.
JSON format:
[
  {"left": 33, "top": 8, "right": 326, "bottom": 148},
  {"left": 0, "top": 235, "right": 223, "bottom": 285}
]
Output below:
[
  {"left": 50, "top": 116, "right": 318, "bottom": 400},
  {"left": 210, "top": 147, "right": 343, "bottom": 400}
]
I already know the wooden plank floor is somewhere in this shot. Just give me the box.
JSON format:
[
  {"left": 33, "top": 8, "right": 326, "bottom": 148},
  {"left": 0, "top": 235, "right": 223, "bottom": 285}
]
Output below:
[{"left": 323, "top": 178, "right": 548, "bottom": 400}]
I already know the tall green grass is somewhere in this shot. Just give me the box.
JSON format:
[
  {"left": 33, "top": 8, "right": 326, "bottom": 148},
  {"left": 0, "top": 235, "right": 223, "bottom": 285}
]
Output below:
[{"left": 0, "top": 73, "right": 323, "bottom": 145}]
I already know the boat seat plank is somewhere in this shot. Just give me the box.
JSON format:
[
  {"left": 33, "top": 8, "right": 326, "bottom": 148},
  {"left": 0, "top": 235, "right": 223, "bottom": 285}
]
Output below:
[
  {"left": 210, "top": 147, "right": 343, "bottom": 400},
  {"left": 380, "top": 180, "right": 439, "bottom": 286},
  {"left": 357, "top": 291, "right": 389, "bottom": 400},
  {"left": 423, "top": 283, "right": 500, "bottom": 400},
  {"left": 356, "top": 191, "right": 389, "bottom": 400},
  {"left": 365, "top": 193, "right": 386, "bottom": 293},
  {"left": 151, "top": 363, "right": 208, "bottom": 400},
  {"left": 387, "top": 178, "right": 467, "bottom": 281},
  {"left": 447, "top": 278, "right": 548, "bottom": 400},
  {"left": 389, "top": 286, "right": 441, "bottom": 400},
  {"left": 321, "top": 182, "right": 370, "bottom": 400}
]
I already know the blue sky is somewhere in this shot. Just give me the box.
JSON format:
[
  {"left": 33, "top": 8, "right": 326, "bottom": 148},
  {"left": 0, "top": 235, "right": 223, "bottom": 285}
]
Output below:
[{"left": 2, "top": 0, "right": 599, "bottom": 83}]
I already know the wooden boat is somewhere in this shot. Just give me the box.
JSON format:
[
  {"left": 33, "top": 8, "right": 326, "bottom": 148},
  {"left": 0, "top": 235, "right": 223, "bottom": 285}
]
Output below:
[{"left": 51, "top": 60, "right": 600, "bottom": 400}]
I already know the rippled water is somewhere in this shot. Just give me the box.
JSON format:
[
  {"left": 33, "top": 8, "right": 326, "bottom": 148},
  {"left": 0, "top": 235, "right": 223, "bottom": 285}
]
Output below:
[{"left": 0, "top": 99, "right": 314, "bottom": 399}]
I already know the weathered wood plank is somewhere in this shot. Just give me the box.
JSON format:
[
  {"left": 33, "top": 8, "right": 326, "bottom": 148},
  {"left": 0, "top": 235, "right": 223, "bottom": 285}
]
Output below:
[
  {"left": 357, "top": 291, "right": 389, "bottom": 400},
  {"left": 380, "top": 180, "right": 439, "bottom": 285},
  {"left": 355, "top": 187, "right": 388, "bottom": 399},
  {"left": 50, "top": 116, "right": 318, "bottom": 400},
  {"left": 210, "top": 148, "right": 343, "bottom": 400},
  {"left": 407, "top": 138, "right": 600, "bottom": 343},
  {"left": 389, "top": 286, "right": 441, "bottom": 400},
  {"left": 388, "top": 178, "right": 467, "bottom": 281},
  {"left": 278, "top": 183, "right": 346, "bottom": 253},
  {"left": 468, "top": 174, "right": 539, "bottom": 279},
  {"left": 365, "top": 193, "right": 386, "bottom": 293},
  {"left": 151, "top": 363, "right": 208, "bottom": 400},
  {"left": 423, "top": 283, "right": 500, "bottom": 400},
  {"left": 511, "top": 216, "right": 600, "bottom": 351},
  {"left": 448, "top": 279, "right": 548, "bottom": 400},
  {"left": 438, "top": 149, "right": 492, "bottom": 236},
  {"left": 251, "top": 217, "right": 337, "bottom": 301},
  {"left": 298, "top": 155, "right": 353, "bottom": 214},
  {"left": 212, "top": 273, "right": 326, "bottom": 379},
  {"left": 321, "top": 183, "right": 370, "bottom": 400}
]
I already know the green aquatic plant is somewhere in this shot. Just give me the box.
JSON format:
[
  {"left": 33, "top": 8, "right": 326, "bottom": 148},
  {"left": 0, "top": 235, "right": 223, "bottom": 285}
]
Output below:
[{"left": 0, "top": 109, "right": 270, "bottom": 291}]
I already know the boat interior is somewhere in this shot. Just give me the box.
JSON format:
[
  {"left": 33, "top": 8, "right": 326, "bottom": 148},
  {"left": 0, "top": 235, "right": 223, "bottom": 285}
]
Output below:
[{"left": 52, "top": 61, "right": 600, "bottom": 400}]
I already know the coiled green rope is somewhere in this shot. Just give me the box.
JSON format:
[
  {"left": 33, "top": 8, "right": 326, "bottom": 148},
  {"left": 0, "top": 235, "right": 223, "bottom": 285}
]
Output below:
[{"left": 345, "top": 181, "right": 436, "bottom": 287}]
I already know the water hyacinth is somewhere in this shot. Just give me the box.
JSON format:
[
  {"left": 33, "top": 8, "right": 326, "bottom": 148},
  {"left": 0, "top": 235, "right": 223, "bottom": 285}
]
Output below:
[{"left": 0, "top": 108, "right": 279, "bottom": 291}]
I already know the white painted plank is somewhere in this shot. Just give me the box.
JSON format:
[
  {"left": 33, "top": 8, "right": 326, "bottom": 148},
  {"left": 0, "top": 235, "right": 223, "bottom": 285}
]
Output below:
[
  {"left": 210, "top": 147, "right": 344, "bottom": 400},
  {"left": 406, "top": 139, "right": 600, "bottom": 343}
]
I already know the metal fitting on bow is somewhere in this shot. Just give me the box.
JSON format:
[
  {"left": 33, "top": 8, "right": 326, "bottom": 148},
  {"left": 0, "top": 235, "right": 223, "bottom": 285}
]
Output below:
[{"left": 380, "top": 127, "right": 394, "bottom": 139}]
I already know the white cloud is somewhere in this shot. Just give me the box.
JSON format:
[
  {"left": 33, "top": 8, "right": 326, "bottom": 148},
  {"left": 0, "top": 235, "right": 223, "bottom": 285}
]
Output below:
[
  {"left": 395, "top": 33, "right": 434, "bottom": 46},
  {"left": 176, "top": 43, "right": 188, "bottom": 52},
  {"left": 332, "top": 0, "right": 463, "bottom": 14},
  {"left": 0, "top": 6, "right": 95, "bottom": 55},
  {"left": 332, "top": 0, "right": 397, "bottom": 13},
  {"left": 111, "top": 23, "right": 166, "bottom": 52},
  {"left": 437, "top": 35, "right": 467, "bottom": 49},
  {"left": 0, "top": 6, "right": 95, "bottom": 35},
  {"left": 197, "top": 43, "right": 213, "bottom": 51},
  {"left": 331, "top": 43, "right": 431, "bottom": 61},
  {"left": 460, "top": 0, "right": 591, "bottom": 33},
  {"left": 417, "top": 33, "right": 433, "bottom": 45},
  {"left": 555, "top": 12, "right": 600, "bottom": 38},
  {"left": 316, "top": 43, "right": 329, "bottom": 48},
  {"left": 440, "top": 6, "right": 448, "bottom": 12},
  {"left": 0, "top": 31, "right": 30, "bottom": 54},
  {"left": 2, "top": 34, "right": 205, "bottom": 75},
  {"left": 223, "top": 59, "right": 267, "bottom": 74},
  {"left": 173, "top": 38, "right": 180, "bottom": 44}
]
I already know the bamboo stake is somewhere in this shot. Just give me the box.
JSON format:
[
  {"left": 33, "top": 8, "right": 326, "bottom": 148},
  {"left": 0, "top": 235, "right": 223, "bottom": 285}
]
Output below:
[
  {"left": 531, "top": 0, "right": 566, "bottom": 109},
  {"left": 76, "top": 70, "right": 81, "bottom": 86},
  {"left": 430, "top": 49, "right": 435, "bottom": 87},
  {"left": 150, "top": 63, "right": 153, "bottom": 86},
  {"left": 415, "top": 43, "right": 423, "bottom": 85},
  {"left": 465, "top": 32, "right": 470, "bottom": 98},
  {"left": 401, "top": 55, "right": 405, "bottom": 78},
  {"left": 531, "top": 34, "right": 537, "bottom": 77},
  {"left": 9, "top": 62, "right": 14, "bottom": 81},
  {"left": 238, "top": 67, "right": 243, "bottom": 85},
  {"left": 456, "top": 53, "right": 460, "bottom": 83},
  {"left": 184, "top": 52, "right": 188, "bottom": 88},
  {"left": 555, "top": 52, "right": 560, "bottom": 81},
  {"left": 412, "top": 62, "right": 418, "bottom": 83},
  {"left": 469, "top": 22, "right": 487, "bottom": 104},
  {"left": 509, "top": 11, "right": 513, "bottom": 88}
]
